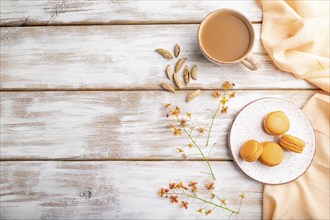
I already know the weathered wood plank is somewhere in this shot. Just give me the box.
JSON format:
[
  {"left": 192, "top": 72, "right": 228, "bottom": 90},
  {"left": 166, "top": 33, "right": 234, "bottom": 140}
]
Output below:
[
  {"left": 0, "top": 161, "right": 262, "bottom": 219},
  {"left": 0, "top": 25, "right": 314, "bottom": 90},
  {"left": 0, "top": 90, "right": 316, "bottom": 160},
  {"left": 0, "top": 0, "right": 262, "bottom": 26}
]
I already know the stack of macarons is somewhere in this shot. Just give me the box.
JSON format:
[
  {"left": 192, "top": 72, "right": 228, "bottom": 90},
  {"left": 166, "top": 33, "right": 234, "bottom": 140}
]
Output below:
[{"left": 240, "top": 111, "right": 306, "bottom": 167}]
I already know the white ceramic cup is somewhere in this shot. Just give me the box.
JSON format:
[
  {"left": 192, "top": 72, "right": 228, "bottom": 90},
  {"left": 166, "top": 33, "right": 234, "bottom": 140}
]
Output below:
[{"left": 198, "top": 9, "right": 261, "bottom": 71}]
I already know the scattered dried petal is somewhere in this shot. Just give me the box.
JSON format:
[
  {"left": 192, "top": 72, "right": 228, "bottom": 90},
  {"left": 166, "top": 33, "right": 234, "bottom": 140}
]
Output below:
[
  {"left": 155, "top": 48, "right": 173, "bottom": 60},
  {"left": 174, "top": 44, "right": 180, "bottom": 58},
  {"left": 211, "top": 193, "right": 215, "bottom": 199},
  {"left": 188, "top": 143, "right": 193, "bottom": 148},
  {"left": 158, "top": 188, "right": 167, "bottom": 197},
  {"left": 183, "top": 66, "right": 190, "bottom": 85},
  {"left": 170, "top": 195, "right": 179, "bottom": 203},
  {"left": 160, "top": 83, "right": 176, "bottom": 93},
  {"left": 169, "top": 183, "right": 176, "bottom": 189},
  {"left": 206, "top": 182, "right": 215, "bottom": 190},
  {"left": 213, "top": 90, "right": 221, "bottom": 99},
  {"left": 180, "top": 118, "right": 187, "bottom": 127},
  {"left": 205, "top": 210, "right": 212, "bottom": 215},
  {"left": 189, "top": 181, "right": 198, "bottom": 192},
  {"left": 166, "top": 64, "right": 173, "bottom": 80},
  {"left": 191, "top": 65, "right": 198, "bottom": 80},
  {"left": 176, "top": 182, "right": 183, "bottom": 188},
  {"left": 222, "top": 81, "right": 235, "bottom": 90},
  {"left": 173, "top": 73, "right": 184, "bottom": 89},
  {"left": 220, "top": 96, "right": 229, "bottom": 105},
  {"left": 175, "top": 58, "right": 187, "bottom": 73},
  {"left": 172, "top": 108, "right": 181, "bottom": 117},
  {"left": 197, "top": 208, "right": 203, "bottom": 214},
  {"left": 186, "top": 89, "right": 201, "bottom": 103},
  {"left": 173, "top": 127, "right": 182, "bottom": 136},
  {"left": 186, "top": 112, "right": 192, "bottom": 118},
  {"left": 230, "top": 91, "right": 236, "bottom": 98},
  {"left": 181, "top": 201, "right": 189, "bottom": 209},
  {"left": 177, "top": 148, "right": 184, "bottom": 153},
  {"left": 164, "top": 103, "right": 171, "bottom": 108},
  {"left": 199, "top": 127, "right": 205, "bottom": 134},
  {"left": 188, "top": 181, "right": 198, "bottom": 187},
  {"left": 221, "top": 105, "right": 228, "bottom": 114}
]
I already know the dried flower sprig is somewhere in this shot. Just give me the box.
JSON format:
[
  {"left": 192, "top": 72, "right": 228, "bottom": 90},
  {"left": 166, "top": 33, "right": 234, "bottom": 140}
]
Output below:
[
  {"left": 164, "top": 81, "right": 236, "bottom": 180},
  {"left": 158, "top": 181, "right": 245, "bottom": 218}
]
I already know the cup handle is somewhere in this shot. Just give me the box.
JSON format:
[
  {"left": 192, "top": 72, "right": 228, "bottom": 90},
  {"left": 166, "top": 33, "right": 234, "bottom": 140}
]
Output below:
[{"left": 241, "top": 53, "right": 261, "bottom": 71}]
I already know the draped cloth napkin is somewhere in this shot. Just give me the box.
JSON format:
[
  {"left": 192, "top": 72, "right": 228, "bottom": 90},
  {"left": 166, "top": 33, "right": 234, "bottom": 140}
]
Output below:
[
  {"left": 263, "top": 94, "right": 330, "bottom": 219},
  {"left": 260, "top": 1, "right": 330, "bottom": 219},
  {"left": 260, "top": 0, "right": 330, "bottom": 92}
]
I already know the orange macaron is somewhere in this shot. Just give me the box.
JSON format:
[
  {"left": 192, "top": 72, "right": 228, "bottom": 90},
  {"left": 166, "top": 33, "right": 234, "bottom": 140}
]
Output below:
[
  {"left": 240, "top": 139, "right": 263, "bottom": 162},
  {"left": 259, "top": 142, "right": 285, "bottom": 167},
  {"left": 279, "top": 134, "right": 306, "bottom": 153},
  {"left": 263, "top": 111, "right": 290, "bottom": 136}
]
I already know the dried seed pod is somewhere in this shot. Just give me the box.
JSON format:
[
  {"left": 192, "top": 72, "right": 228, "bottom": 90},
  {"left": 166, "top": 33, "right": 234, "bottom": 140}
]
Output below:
[
  {"left": 165, "top": 64, "right": 173, "bottom": 80},
  {"left": 191, "top": 65, "right": 198, "bottom": 80},
  {"left": 174, "top": 44, "right": 180, "bottom": 58},
  {"left": 186, "top": 90, "right": 201, "bottom": 103},
  {"left": 160, "top": 83, "right": 176, "bottom": 93},
  {"left": 175, "top": 57, "right": 187, "bottom": 73},
  {"left": 183, "top": 66, "right": 190, "bottom": 85},
  {"left": 155, "top": 48, "right": 174, "bottom": 60},
  {"left": 173, "top": 73, "right": 184, "bottom": 89}
]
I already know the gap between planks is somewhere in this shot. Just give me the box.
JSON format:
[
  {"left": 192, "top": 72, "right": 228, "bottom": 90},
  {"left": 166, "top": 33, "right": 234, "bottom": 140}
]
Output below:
[
  {"left": 0, "top": 89, "right": 321, "bottom": 92},
  {"left": 0, "top": 158, "right": 233, "bottom": 162},
  {"left": 0, "top": 20, "right": 262, "bottom": 28}
]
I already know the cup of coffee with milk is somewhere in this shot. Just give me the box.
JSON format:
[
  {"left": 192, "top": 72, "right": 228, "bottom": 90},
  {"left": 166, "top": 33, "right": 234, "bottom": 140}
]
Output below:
[{"left": 198, "top": 9, "right": 260, "bottom": 70}]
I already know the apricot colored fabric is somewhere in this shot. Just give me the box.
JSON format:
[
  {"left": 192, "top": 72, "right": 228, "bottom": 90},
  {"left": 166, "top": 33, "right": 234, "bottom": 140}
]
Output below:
[
  {"left": 263, "top": 94, "right": 330, "bottom": 219},
  {"left": 260, "top": 0, "right": 330, "bottom": 92}
]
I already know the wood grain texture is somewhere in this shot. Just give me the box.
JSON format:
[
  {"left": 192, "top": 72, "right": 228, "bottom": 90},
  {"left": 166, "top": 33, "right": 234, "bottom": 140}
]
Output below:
[
  {"left": 0, "top": 90, "right": 316, "bottom": 160},
  {"left": 0, "top": 25, "right": 315, "bottom": 90},
  {"left": 0, "top": 161, "right": 262, "bottom": 219},
  {"left": 0, "top": 0, "right": 262, "bottom": 26}
]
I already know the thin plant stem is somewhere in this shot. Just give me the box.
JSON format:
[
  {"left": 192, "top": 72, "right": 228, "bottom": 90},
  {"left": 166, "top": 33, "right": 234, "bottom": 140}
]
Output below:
[
  {"left": 237, "top": 197, "right": 243, "bottom": 213},
  {"left": 176, "top": 117, "right": 216, "bottom": 180},
  {"left": 168, "top": 192, "right": 239, "bottom": 214},
  {"left": 214, "top": 193, "right": 229, "bottom": 209},
  {"left": 201, "top": 171, "right": 212, "bottom": 175},
  {"left": 207, "top": 142, "right": 217, "bottom": 158},
  {"left": 206, "top": 101, "right": 222, "bottom": 147}
]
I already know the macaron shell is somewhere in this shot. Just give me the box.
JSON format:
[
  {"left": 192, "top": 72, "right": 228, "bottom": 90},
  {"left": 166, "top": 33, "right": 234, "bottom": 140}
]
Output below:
[
  {"left": 263, "top": 111, "right": 290, "bottom": 135},
  {"left": 280, "top": 139, "right": 303, "bottom": 153},
  {"left": 263, "top": 114, "right": 273, "bottom": 135},
  {"left": 245, "top": 142, "right": 263, "bottom": 162},
  {"left": 280, "top": 134, "right": 305, "bottom": 153},
  {"left": 259, "top": 142, "right": 285, "bottom": 166},
  {"left": 240, "top": 140, "right": 263, "bottom": 162}
]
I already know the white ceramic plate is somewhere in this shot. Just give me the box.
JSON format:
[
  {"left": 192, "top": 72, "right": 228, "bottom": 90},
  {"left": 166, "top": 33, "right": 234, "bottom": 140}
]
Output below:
[{"left": 229, "top": 98, "right": 315, "bottom": 185}]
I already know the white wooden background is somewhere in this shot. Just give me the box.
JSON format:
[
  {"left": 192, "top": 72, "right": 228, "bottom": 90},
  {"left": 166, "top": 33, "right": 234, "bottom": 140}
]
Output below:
[{"left": 0, "top": 1, "right": 319, "bottom": 219}]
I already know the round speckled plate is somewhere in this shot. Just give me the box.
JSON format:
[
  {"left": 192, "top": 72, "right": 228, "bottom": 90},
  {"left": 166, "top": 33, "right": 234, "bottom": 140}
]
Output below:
[{"left": 229, "top": 98, "right": 315, "bottom": 185}]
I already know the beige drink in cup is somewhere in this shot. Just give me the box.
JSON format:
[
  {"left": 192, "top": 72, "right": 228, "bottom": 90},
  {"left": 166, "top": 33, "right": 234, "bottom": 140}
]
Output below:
[{"left": 198, "top": 9, "right": 261, "bottom": 70}]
